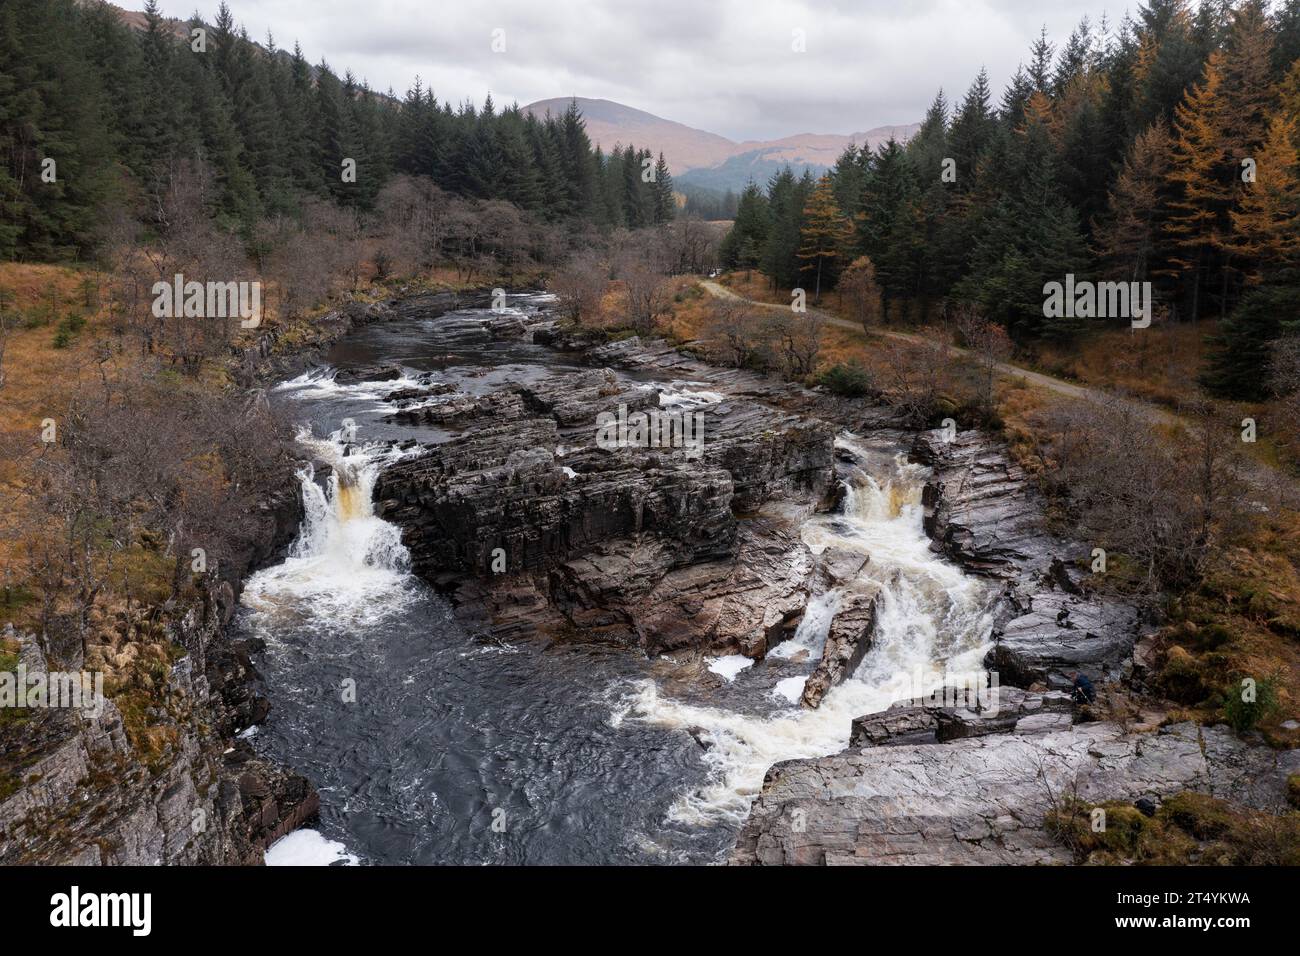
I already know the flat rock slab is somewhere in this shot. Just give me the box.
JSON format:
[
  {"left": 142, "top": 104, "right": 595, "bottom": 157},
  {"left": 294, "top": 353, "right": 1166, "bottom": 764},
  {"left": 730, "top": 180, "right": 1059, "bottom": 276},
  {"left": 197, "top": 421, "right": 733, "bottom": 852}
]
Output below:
[{"left": 730, "top": 721, "right": 1300, "bottom": 865}]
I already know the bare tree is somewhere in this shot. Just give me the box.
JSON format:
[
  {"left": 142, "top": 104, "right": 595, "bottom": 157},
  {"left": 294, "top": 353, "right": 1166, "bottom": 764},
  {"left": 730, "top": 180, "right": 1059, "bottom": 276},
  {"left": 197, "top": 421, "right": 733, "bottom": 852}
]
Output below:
[
  {"left": 375, "top": 174, "right": 452, "bottom": 274},
  {"left": 1032, "top": 397, "right": 1246, "bottom": 591},
  {"left": 445, "top": 201, "right": 488, "bottom": 282},
  {"left": 549, "top": 250, "right": 608, "bottom": 324},
  {"left": 617, "top": 245, "right": 671, "bottom": 335},
  {"left": 661, "top": 215, "right": 722, "bottom": 276},
  {"left": 264, "top": 206, "right": 340, "bottom": 322},
  {"left": 134, "top": 158, "right": 254, "bottom": 369},
  {"left": 880, "top": 335, "right": 951, "bottom": 427},
  {"left": 706, "top": 298, "right": 769, "bottom": 369},
  {"left": 838, "top": 256, "right": 883, "bottom": 329},
  {"left": 954, "top": 305, "right": 1013, "bottom": 420},
  {"left": 761, "top": 309, "right": 824, "bottom": 380},
  {"left": 479, "top": 200, "right": 529, "bottom": 281}
]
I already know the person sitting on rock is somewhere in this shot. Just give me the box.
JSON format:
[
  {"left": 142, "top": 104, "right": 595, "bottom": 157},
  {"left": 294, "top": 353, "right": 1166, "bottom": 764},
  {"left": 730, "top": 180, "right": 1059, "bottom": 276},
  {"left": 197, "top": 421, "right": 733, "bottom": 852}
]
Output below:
[{"left": 1069, "top": 671, "right": 1096, "bottom": 705}]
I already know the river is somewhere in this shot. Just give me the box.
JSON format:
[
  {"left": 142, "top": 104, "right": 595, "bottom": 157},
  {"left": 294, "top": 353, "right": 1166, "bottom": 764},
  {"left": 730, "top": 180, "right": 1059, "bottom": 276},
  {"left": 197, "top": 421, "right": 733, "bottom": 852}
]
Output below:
[{"left": 234, "top": 294, "right": 996, "bottom": 865}]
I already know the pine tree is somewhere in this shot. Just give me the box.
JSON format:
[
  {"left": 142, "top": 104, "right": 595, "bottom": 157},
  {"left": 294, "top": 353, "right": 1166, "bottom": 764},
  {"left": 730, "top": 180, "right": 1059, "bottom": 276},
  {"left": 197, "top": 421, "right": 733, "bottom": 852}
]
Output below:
[
  {"left": 1227, "top": 114, "right": 1300, "bottom": 273},
  {"left": 1028, "top": 26, "right": 1056, "bottom": 93},
  {"left": 1000, "top": 67, "right": 1034, "bottom": 128},
  {"left": 719, "top": 181, "right": 769, "bottom": 268},
  {"left": 797, "top": 175, "right": 852, "bottom": 301},
  {"left": 462, "top": 97, "right": 505, "bottom": 200},
  {"left": 948, "top": 69, "right": 996, "bottom": 189},
  {"left": 652, "top": 152, "right": 675, "bottom": 223},
  {"left": 1201, "top": 284, "right": 1296, "bottom": 398},
  {"left": 1096, "top": 119, "right": 1176, "bottom": 282},
  {"left": 496, "top": 107, "right": 543, "bottom": 211},
  {"left": 0, "top": 0, "right": 116, "bottom": 258},
  {"left": 854, "top": 139, "right": 918, "bottom": 318},
  {"left": 1132, "top": 0, "right": 1204, "bottom": 128},
  {"left": 1054, "top": 17, "right": 1097, "bottom": 95},
  {"left": 909, "top": 90, "right": 949, "bottom": 174},
  {"left": 558, "top": 99, "right": 597, "bottom": 219},
  {"left": 621, "top": 147, "right": 649, "bottom": 227},
  {"left": 957, "top": 94, "right": 1089, "bottom": 337},
  {"left": 1275, "top": 0, "right": 1300, "bottom": 76},
  {"left": 1057, "top": 72, "right": 1112, "bottom": 236}
]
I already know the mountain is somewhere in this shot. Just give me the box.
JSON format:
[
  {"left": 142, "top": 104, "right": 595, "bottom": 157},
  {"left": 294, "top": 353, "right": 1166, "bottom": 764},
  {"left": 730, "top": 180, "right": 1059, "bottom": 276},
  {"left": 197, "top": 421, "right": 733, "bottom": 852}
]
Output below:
[{"left": 523, "top": 97, "right": 919, "bottom": 194}]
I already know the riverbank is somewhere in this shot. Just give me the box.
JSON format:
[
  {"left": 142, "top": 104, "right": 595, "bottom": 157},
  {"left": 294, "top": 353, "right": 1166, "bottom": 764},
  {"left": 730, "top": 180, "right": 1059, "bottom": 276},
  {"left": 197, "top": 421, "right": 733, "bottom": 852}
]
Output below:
[{"left": 0, "top": 281, "right": 492, "bottom": 864}]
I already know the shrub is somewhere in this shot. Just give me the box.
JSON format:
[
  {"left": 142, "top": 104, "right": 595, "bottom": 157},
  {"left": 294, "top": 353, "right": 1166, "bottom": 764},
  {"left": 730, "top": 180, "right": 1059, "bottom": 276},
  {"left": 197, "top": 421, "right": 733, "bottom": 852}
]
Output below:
[
  {"left": 52, "top": 313, "right": 86, "bottom": 349},
  {"left": 1221, "top": 673, "right": 1281, "bottom": 733},
  {"left": 815, "top": 362, "right": 876, "bottom": 397}
]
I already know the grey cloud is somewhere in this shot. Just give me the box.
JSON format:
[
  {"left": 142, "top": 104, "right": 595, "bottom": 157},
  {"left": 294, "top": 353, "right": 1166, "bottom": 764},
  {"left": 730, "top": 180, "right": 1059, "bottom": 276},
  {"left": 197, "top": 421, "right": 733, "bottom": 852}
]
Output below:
[{"left": 153, "top": 0, "right": 1133, "bottom": 139}]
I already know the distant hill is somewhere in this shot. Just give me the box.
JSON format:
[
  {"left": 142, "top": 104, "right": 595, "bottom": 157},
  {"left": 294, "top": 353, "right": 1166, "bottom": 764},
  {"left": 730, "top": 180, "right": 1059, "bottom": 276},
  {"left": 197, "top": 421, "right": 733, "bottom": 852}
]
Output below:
[{"left": 524, "top": 97, "right": 919, "bottom": 194}]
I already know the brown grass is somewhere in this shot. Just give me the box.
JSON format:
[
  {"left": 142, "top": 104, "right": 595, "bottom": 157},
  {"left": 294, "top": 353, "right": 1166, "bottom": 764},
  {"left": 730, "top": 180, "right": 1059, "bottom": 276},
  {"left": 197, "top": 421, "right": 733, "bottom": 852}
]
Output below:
[{"left": 1022, "top": 321, "right": 1210, "bottom": 410}]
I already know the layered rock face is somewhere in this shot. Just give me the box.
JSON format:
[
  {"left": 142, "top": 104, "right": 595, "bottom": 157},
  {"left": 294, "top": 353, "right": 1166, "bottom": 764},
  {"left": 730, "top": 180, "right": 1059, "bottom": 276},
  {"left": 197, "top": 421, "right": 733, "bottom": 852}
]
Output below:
[
  {"left": 800, "top": 550, "right": 880, "bottom": 709},
  {"left": 0, "top": 480, "right": 316, "bottom": 865},
  {"left": 0, "top": 617, "right": 316, "bottom": 865},
  {"left": 374, "top": 355, "right": 846, "bottom": 659},
  {"left": 730, "top": 423, "right": 1300, "bottom": 866},
  {"left": 912, "top": 429, "right": 1140, "bottom": 688}
]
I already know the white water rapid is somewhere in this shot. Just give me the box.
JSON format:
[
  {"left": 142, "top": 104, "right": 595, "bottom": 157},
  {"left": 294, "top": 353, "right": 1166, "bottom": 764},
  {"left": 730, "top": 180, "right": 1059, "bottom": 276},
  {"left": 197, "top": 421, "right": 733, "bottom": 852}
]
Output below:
[
  {"left": 621, "top": 434, "right": 998, "bottom": 827},
  {"left": 241, "top": 419, "right": 416, "bottom": 629}
]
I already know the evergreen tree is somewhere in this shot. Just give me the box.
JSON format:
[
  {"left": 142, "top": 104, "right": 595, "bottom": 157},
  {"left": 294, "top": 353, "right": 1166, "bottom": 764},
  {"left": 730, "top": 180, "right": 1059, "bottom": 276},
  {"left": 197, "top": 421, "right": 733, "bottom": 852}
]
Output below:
[
  {"left": 652, "top": 152, "right": 675, "bottom": 224},
  {"left": 719, "top": 181, "right": 769, "bottom": 268},
  {"left": 948, "top": 68, "right": 996, "bottom": 189},
  {"left": 854, "top": 139, "right": 918, "bottom": 317},
  {"left": 1028, "top": 26, "right": 1056, "bottom": 93},
  {"left": 759, "top": 168, "right": 816, "bottom": 291},
  {"left": 1096, "top": 119, "right": 1176, "bottom": 283},
  {"left": 796, "top": 175, "right": 852, "bottom": 300},
  {"left": 1132, "top": 0, "right": 1204, "bottom": 128},
  {"left": 957, "top": 95, "right": 1089, "bottom": 337}
]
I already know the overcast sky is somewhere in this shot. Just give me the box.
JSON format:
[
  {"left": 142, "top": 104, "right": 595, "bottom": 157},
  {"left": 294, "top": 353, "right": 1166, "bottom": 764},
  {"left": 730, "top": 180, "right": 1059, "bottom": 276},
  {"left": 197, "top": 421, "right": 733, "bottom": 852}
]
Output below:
[{"left": 149, "top": 0, "right": 1136, "bottom": 141}]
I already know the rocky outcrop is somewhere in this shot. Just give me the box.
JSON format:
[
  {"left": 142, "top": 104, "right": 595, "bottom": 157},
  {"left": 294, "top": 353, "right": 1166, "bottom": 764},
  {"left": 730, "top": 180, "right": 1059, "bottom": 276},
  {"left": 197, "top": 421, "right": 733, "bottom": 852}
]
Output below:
[
  {"left": 0, "top": 624, "right": 316, "bottom": 865},
  {"left": 801, "top": 551, "right": 880, "bottom": 709},
  {"left": 0, "top": 409, "right": 315, "bottom": 864},
  {"left": 912, "top": 429, "right": 1140, "bottom": 688},
  {"left": 848, "top": 685, "right": 1073, "bottom": 747},
  {"left": 1, "top": 289, "right": 516, "bottom": 866},
  {"left": 374, "top": 357, "right": 838, "bottom": 657},
  {"left": 730, "top": 717, "right": 1300, "bottom": 865}
]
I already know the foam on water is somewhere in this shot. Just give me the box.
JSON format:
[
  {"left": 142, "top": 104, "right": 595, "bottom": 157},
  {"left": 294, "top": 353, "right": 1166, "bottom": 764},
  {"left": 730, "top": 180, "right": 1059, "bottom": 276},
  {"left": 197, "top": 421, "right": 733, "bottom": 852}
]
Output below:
[
  {"left": 624, "top": 435, "right": 996, "bottom": 827},
  {"left": 656, "top": 381, "right": 726, "bottom": 409},
  {"left": 273, "top": 367, "right": 430, "bottom": 406},
  {"left": 264, "top": 828, "right": 359, "bottom": 866},
  {"left": 707, "top": 655, "right": 754, "bottom": 682},
  {"left": 241, "top": 423, "right": 417, "bottom": 629}
]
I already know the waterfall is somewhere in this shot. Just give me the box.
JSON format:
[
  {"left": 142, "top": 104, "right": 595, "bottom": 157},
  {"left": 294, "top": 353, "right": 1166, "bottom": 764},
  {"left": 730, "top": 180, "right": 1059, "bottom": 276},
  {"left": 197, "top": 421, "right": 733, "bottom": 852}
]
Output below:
[
  {"left": 622, "top": 434, "right": 997, "bottom": 827},
  {"left": 242, "top": 423, "right": 415, "bottom": 627}
]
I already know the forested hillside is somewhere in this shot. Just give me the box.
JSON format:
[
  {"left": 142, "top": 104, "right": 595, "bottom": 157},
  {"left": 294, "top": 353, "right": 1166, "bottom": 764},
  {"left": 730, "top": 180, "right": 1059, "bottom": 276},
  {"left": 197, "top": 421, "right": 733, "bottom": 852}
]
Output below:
[
  {"left": 720, "top": 0, "right": 1300, "bottom": 399},
  {"left": 0, "top": 0, "right": 675, "bottom": 265}
]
